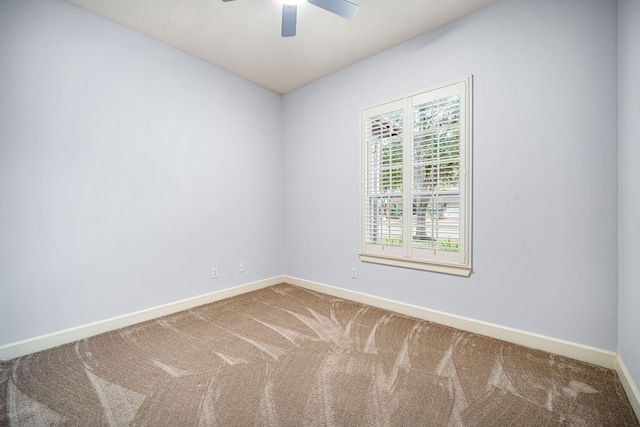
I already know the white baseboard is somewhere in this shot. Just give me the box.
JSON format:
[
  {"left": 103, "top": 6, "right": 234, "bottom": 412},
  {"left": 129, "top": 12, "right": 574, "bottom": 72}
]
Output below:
[
  {"left": 1, "top": 275, "right": 613, "bottom": 367},
  {"left": 616, "top": 354, "right": 640, "bottom": 421},
  {"left": 284, "top": 276, "right": 617, "bottom": 369},
  {"left": 0, "top": 276, "right": 285, "bottom": 361}
]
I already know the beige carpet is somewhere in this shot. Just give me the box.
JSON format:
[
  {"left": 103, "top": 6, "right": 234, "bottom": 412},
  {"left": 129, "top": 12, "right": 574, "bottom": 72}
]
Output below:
[{"left": 1, "top": 283, "right": 638, "bottom": 426}]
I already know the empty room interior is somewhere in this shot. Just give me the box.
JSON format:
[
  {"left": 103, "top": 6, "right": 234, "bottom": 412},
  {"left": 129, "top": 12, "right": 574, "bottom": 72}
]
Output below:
[{"left": 1, "top": 0, "right": 639, "bottom": 424}]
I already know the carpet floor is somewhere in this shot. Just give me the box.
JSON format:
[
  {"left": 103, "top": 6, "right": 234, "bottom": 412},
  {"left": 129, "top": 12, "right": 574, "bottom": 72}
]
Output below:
[{"left": 1, "top": 283, "right": 638, "bottom": 426}]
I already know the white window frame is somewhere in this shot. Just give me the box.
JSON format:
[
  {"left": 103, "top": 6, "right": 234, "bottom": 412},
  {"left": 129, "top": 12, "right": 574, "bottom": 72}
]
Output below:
[{"left": 359, "top": 76, "right": 472, "bottom": 276}]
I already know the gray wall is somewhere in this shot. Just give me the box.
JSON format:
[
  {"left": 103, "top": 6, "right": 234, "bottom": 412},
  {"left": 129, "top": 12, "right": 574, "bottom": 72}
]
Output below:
[
  {"left": 0, "top": 0, "right": 284, "bottom": 345},
  {"left": 618, "top": 0, "right": 640, "bottom": 392},
  {"left": 283, "top": 0, "right": 619, "bottom": 351}
]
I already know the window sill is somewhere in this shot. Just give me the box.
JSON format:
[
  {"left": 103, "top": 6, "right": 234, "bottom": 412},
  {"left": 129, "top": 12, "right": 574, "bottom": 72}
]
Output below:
[{"left": 359, "top": 253, "right": 471, "bottom": 277}]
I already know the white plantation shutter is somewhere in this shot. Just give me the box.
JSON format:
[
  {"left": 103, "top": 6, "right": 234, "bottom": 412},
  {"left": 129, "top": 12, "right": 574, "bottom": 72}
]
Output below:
[
  {"left": 360, "top": 77, "right": 472, "bottom": 276},
  {"left": 362, "top": 101, "right": 405, "bottom": 258}
]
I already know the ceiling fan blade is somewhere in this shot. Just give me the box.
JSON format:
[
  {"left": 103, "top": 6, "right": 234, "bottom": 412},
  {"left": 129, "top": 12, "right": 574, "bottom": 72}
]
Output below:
[
  {"left": 307, "top": 0, "right": 358, "bottom": 19},
  {"left": 221, "top": 0, "right": 235, "bottom": 2},
  {"left": 282, "top": 4, "right": 297, "bottom": 37}
]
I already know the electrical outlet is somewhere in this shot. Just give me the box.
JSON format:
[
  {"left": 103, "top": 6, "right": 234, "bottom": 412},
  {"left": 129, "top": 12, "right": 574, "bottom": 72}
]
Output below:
[
  {"left": 212, "top": 267, "right": 218, "bottom": 279},
  {"left": 351, "top": 267, "right": 357, "bottom": 278},
  {"left": 239, "top": 263, "right": 245, "bottom": 273}
]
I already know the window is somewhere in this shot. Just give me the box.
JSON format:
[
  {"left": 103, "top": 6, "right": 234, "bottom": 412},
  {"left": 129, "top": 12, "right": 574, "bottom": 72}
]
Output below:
[{"left": 360, "top": 76, "right": 472, "bottom": 276}]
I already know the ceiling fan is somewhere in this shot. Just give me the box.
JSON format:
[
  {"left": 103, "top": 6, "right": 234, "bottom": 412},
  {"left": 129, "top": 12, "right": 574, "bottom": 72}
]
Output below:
[{"left": 222, "top": 0, "right": 359, "bottom": 37}]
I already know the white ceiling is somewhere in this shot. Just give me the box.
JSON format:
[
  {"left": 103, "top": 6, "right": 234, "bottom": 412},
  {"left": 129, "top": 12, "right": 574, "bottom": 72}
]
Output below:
[{"left": 66, "top": 0, "right": 498, "bottom": 94}]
